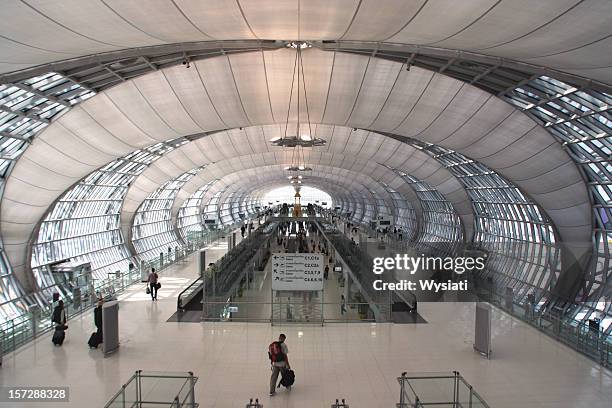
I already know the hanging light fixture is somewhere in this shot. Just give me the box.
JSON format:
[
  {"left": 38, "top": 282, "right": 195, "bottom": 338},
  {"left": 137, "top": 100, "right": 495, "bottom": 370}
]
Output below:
[
  {"left": 270, "top": 38, "right": 323, "bottom": 180},
  {"left": 269, "top": 41, "right": 324, "bottom": 148}
]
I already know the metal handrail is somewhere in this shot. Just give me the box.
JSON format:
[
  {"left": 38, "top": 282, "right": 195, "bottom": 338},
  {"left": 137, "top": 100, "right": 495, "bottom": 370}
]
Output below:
[
  {"left": 397, "top": 371, "right": 490, "bottom": 408},
  {"left": 177, "top": 225, "right": 269, "bottom": 312},
  {"left": 0, "top": 223, "right": 240, "bottom": 357},
  {"left": 104, "top": 370, "right": 199, "bottom": 408},
  {"left": 479, "top": 283, "right": 612, "bottom": 367},
  {"left": 353, "top": 220, "right": 612, "bottom": 368}
]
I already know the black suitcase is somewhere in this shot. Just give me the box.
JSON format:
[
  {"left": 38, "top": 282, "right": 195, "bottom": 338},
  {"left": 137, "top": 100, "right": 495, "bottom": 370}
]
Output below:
[
  {"left": 278, "top": 369, "right": 295, "bottom": 388},
  {"left": 88, "top": 331, "right": 103, "bottom": 349},
  {"left": 52, "top": 328, "right": 65, "bottom": 346}
]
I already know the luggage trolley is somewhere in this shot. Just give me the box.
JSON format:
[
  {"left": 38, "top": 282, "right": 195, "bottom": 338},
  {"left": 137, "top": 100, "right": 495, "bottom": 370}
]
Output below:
[{"left": 246, "top": 398, "right": 263, "bottom": 408}]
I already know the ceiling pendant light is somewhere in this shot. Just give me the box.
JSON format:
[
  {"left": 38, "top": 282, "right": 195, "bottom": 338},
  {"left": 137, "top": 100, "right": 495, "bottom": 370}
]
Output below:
[{"left": 269, "top": 37, "right": 322, "bottom": 183}]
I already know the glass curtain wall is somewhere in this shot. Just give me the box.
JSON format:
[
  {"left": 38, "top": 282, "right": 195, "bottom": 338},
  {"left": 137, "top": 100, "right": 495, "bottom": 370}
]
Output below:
[
  {"left": 504, "top": 76, "right": 611, "bottom": 330},
  {"left": 412, "top": 142, "right": 560, "bottom": 305},
  {"left": 31, "top": 141, "right": 184, "bottom": 285},
  {"left": 379, "top": 183, "right": 418, "bottom": 242},
  {"left": 132, "top": 168, "right": 203, "bottom": 262},
  {"left": 0, "top": 72, "right": 94, "bottom": 321},
  {"left": 177, "top": 180, "right": 218, "bottom": 242},
  {"left": 387, "top": 168, "right": 462, "bottom": 255}
]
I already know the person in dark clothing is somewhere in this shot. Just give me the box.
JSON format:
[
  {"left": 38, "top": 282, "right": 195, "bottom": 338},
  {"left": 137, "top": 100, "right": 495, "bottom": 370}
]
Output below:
[
  {"left": 148, "top": 268, "right": 159, "bottom": 301},
  {"left": 52, "top": 300, "right": 67, "bottom": 328},
  {"left": 51, "top": 300, "right": 67, "bottom": 346},
  {"left": 94, "top": 299, "right": 103, "bottom": 332},
  {"left": 89, "top": 299, "right": 104, "bottom": 348}
]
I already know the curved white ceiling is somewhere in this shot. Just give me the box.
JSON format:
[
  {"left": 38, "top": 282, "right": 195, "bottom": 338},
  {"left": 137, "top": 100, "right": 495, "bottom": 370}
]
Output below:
[
  {"left": 1, "top": 0, "right": 610, "bottom": 83},
  {"left": 171, "top": 164, "right": 425, "bottom": 237},
  {"left": 124, "top": 125, "right": 469, "bottom": 237},
  {"left": 0, "top": 48, "right": 590, "bottom": 286},
  {"left": 172, "top": 162, "right": 424, "bottom": 222}
]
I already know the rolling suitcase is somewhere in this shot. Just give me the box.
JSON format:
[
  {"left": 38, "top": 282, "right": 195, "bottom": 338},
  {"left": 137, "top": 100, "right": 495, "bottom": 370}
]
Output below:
[
  {"left": 52, "top": 327, "right": 65, "bottom": 346},
  {"left": 88, "top": 331, "right": 103, "bottom": 349},
  {"left": 278, "top": 369, "right": 295, "bottom": 388}
]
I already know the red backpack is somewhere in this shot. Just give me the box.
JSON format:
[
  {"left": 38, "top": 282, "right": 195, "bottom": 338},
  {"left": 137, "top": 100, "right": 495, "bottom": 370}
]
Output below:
[{"left": 268, "top": 341, "right": 285, "bottom": 363}]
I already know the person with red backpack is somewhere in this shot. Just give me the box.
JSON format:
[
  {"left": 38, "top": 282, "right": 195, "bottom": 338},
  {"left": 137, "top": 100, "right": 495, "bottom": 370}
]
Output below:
[{"left": 268, "top": 334, "right": 291, "bottom": 396}]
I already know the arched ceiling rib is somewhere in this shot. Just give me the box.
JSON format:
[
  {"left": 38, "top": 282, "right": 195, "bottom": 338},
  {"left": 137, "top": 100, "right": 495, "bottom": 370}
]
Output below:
[
  {"left": 1, "top": 48, "right": 588, "bottom": 287},
  {"left": 0, "top": 0, "right": 610, "bottom": 83}
]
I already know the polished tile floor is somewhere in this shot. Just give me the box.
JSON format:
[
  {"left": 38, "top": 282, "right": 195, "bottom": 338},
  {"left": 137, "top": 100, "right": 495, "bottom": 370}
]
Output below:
[{"left": 1, "top": 236, "right": 611, "bottom": 407}]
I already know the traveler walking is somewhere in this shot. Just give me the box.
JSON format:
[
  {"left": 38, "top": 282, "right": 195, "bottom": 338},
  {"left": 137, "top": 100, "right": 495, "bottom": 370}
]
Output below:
[
  {"left": 148, "top": 268, "right": 159, "bottom": 301},
  {"left": 241, "top": 225, "right": 246, "bottom": 238},
  {"left": 341, "top": 294, "right": 347, "bottom": 315},
  {"left": 88, "top": 299, "right": 104, "bottom": 349},
  {"left": 268, "top": 334, "right": 291, "bottom": 396},
  {"left": 51, "top": 300, "right": 67, "bottom": 346}
]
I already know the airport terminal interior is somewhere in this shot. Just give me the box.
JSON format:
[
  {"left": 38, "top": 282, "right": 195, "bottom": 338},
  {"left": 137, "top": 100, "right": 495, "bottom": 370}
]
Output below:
[{"left": 0, "top": 1, "right": 611, "bottom": 407}]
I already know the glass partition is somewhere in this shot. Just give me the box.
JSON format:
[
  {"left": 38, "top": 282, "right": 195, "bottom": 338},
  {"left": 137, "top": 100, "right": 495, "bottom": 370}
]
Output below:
[
  {"left": 397, "top": 372, "right": 490, "bottom": 408},
  {"left": 104, "top": 371, "right": 198, "bottom": 408}
]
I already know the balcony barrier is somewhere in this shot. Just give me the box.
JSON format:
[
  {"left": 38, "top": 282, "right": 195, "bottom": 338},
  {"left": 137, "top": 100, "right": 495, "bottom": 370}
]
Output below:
[
  {"left": 397, "top": 371, "right": 489, "bottom": 408},
  {"left": 0, "top": 224, "right": 240, "bottom": 358},
  {"left": 104, "top": 370, "right": 198, "bottom": 408}
]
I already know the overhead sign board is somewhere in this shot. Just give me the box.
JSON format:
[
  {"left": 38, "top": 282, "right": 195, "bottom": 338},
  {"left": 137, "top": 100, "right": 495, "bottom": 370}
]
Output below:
[{"left": 271, "top": 253, "right": 324, "bottom": 291}]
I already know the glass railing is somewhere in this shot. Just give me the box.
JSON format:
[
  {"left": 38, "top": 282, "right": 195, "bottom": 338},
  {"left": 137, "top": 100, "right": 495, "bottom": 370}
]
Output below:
[
  {"left": 0, "top": 223, "right": 242, "bottom": 358},
  {"left": 397, "top": 371, "right": 490, "bottom": 408},
  {"left": 345, "top": 220, "right": 612, "bottom": 369},
  {"left": 476, "top": 283, "right": 612, "bottom": 368},
  {"left": 177, "top": 224, "right": 268, "bottom": 312},
  {"left": 104, "top": 370, "right": 198, "bottom": 408},
  {"left": 196, "top": 300, "right": 386, "bottom": 324},
  {"left": 0, "top": 268, "right": 139, "bottom": 356}
]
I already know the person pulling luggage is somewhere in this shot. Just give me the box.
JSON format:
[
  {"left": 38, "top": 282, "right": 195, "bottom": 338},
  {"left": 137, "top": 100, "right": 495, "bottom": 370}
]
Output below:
[
  {"left": 88, "top": 299, "right": 104, "bottom": 349},
  {"left": 51, "top": 300, "right": 67, "bottom": 346},
  {"left": 268, "top": 334, "right": 292, "bottom": 396},
  {"left": 147, "top": 268, "right": 159, "bottom": 301}
]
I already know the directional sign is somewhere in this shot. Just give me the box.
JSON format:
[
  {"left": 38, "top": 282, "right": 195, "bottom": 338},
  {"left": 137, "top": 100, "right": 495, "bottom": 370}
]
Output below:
[{"left": 271, "top": 253, "right": 324, "bottom": 291}]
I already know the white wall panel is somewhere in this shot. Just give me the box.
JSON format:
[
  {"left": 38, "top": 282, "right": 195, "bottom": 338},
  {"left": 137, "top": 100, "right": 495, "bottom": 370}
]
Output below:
[
  {"left": 388, "top": 0, "right": 500, "bottom": 44},
  {"left": 133, "top": 72, "right": 203, "bottom": 135},
  {"left": 102, "top": 0, "right": 211, "bottom": 42},
  {"left": 28, "top": 0, "right": 161, "bottom": 47}
]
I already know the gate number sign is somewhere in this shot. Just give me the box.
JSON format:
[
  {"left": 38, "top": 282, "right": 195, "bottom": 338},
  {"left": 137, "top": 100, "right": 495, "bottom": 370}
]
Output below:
[{"left": 271, "top": 253, "right": 324, "bottom": 291}]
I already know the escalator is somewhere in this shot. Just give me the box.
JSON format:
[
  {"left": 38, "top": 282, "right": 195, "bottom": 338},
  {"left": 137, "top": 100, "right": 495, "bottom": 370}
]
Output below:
[
  {"left": 176, "top": 225, "right": 275, "bottom": 315},
  {"left": 317, "top": 221, "right": 420, "bottom": 323}
]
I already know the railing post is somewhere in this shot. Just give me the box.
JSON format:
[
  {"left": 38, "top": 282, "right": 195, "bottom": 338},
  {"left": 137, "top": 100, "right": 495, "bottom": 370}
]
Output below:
[
  {"left": 121, "top": 384, "right": 126, "bottom": 408},
  {"left": 398, "top": 371, "right": 407, "bottom": 408},
  {"left": 137, "top": 370, "right": 142, "bottom": 408},
  {"left": 189, "top": 371, "right": 195, "bottom": 408},
  {"left": 469, "top": 385, "right": 473, "bottom": 408},
  {"left": 453, "top": 371, "right": 458, "bottom": 408}
]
